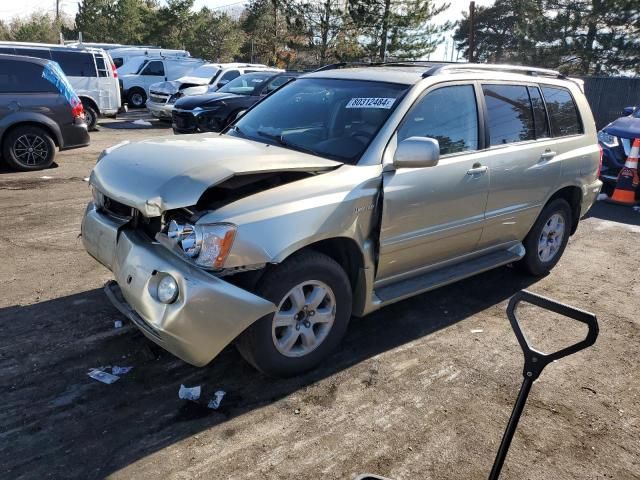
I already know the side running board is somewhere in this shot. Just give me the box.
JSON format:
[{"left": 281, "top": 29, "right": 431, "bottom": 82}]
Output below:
[{"left": 375, "top": 244, "right": 525, "bottom": 304}]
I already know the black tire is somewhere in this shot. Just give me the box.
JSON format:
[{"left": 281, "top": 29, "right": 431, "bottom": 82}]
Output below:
[
  {"left": 2, "top": 125, "right": 56, "bottom": 171},
  {"left": 516, "top": 198, "right": 572, "bottom": 276},
  {"left": 82, "top": 102, "right": 98, "bottom": 131},
  {"left": 127, "top": 88, "right": 147, "bottom": 108},
  {"left": 236, "top": 251, "right": 352, "bottom": 377}
]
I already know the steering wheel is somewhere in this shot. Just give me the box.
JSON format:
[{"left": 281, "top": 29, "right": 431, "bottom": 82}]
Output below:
[{"left": 349, "top": 130, "right": 373, "bottom": 143}]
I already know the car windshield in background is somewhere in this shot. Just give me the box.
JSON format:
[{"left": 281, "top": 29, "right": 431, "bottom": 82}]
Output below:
[
  {"left": 218, "top": 72, "right": 274, "bottom": 95},
  {"left": 229, "top": 78, "right": 408, "bottom": 164},
  {"left": 189, "top": 64, "right": 220, "bottom": 80}
]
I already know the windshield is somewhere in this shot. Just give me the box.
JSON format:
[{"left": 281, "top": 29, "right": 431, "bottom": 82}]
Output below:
[
  {"left": 229, "top": 78, "right": 408, "bottom": 164},
  {"left": 118, "top": 57, "right": 146, "bottom": 75},
  {"left": 218, "top": 72, "right": 274, "bottom": 95},
  {"left": 187, "top": 64, "right": 220, "bottom": 80}
]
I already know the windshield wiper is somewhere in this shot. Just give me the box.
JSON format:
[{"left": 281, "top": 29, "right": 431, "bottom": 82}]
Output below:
[{"left": 256, "top": 130, "right": 320, "bottom": 157}]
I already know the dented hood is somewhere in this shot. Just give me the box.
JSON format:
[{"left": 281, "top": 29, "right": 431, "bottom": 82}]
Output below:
[{"left": 91, "top": 134, "right": 340, "bottom": 217}]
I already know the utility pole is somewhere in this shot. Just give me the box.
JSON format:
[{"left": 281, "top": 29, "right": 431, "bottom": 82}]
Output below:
[
  {"left": 56, "top": 0, "right": 60, "bottom": 21},
  {"left": 468, "top": 1, "right": 475, "bottom": 63}
]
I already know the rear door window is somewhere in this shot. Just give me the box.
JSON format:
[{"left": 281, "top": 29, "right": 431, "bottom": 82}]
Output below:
[
  {"left": 483, "top": 84, "right": 535, "bottom": 145},
  {"left": 0, "top": 59, "right": 57, "bottom": 93},
  {"left": 50, "top": 50, "right": 97, "bottom": 77},
  {"left": 540, "top": 86, "right": 583, "bottom": 137},
  {"left": 398, "top": 84, "right": 479, "bottom": 155},
  {"left": 95, "top": 54, "right": 109, "bottom": 78},
  {"left": 141, "top": 60, "right": 165, "bottom": 76}
]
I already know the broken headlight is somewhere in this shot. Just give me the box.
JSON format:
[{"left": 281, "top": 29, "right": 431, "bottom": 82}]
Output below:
[
  {"left": 597, "top": 130, "right": 618, "bottom": 148},
  {"left": 168, "top": 220, "right": 236, "bottom": 269}
]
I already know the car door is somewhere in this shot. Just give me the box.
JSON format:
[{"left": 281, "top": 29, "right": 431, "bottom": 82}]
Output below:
[
  {"left": 477, "top": 83, "right": 562, "bottom": 248},
  {"left": 138, "top": 60, "right": 166, "bottom": 93},
  {"left": 376, "top": 83, "right": 490, "bottom": 283}
]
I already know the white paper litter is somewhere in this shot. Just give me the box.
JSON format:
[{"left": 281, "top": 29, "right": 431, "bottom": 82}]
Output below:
[
  {"left": 114, "top": 320, "right": 123, "bottom": 329},
  {"left": 132, "top": 119, "right": 152, "bottom": 126},
  {"left": 40, "top": 176, "right": 53, "bottom": 180},
  {"left": 470, "top": 329, "right": 484, "bottom": 334},
  {"left": 208, "top": 390, "right": 226, "bottom": 409},
  {"left": 88, "top": 369, "right": 119, "bottom": 384},
  {"left": 597, "top": 193, "right": 608, "bottom": 201},
  {"left": 178, "top": 384, "right": 201, "bottom": 401},
  {"left": 83, "top": 177, "right": 90, "bottom": 182},
  {"left": 111, "top": 366, "right": 133, "bottom": 375}
]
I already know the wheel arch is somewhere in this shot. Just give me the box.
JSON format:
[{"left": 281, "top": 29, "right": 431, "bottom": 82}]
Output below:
[
  {"left": 79, "top": 95, "right": 100, "bottom": 116},
  {"left": 1, "top": 120, "right": 61, "bottom": 149},
  {"left": 546, "top": 185, "right": 582, "bottom": 235}
]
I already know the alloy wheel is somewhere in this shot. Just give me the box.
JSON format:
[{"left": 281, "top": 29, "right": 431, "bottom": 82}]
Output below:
[
  {"left": 13, "top": 134, "right": 49, "bottom": 166},
  {"left": 537, "top": 213, "right": 565, "bottom": 263},
  {"left": 271, "top": 280, "right": 337, "bottom": 358}
]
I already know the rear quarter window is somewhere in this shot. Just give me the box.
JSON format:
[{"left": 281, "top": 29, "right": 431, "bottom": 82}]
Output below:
[
  {"left": 0, "top": 59, "right": 58, "bottom": 93},
  {"left": 50, "top": 51, "right": 97, "bottom": 77},
  {"left": 541, "top": 86, "right": 583, "bottom": 137}
]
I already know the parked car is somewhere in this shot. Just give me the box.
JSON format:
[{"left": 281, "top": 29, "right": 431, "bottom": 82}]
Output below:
[
  {"left": 146, "top": 63, "right": 276, "bottom": 119},
  {"left": 597, "top": 105, "right": 640, "bottom": 196},
  {"left": 108, "top": 47, "right": 190, "bottom": 69},
  {"left": 119, "top": 56, "right": 205, "bottom": 108},
  {"left": 0, "top": 54, "right": 89, "bottom": 171},
  {"left": 172, "top": 71, "right": 300, "bottom": 134},
  {"left": 0, "top": 42, "right": 120, "bottom": 131},
  {"left": 83, "top": 63, "right": 602, "bottom": 377}
]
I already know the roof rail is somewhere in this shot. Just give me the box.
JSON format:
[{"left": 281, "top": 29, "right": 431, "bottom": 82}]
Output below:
[
  {"left": 314, "top": 60, "right": 456, "bottom": 72},
  {"left": 423, "top": 63, "right": 566, "bottom": 79}
]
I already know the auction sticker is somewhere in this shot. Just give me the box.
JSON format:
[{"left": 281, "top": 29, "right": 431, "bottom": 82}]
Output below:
[{"left": 346, "top": 97, "right": 396, "bottom": 109}]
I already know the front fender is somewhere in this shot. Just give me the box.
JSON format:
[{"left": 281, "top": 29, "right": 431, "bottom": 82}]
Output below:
[{"left": 197, "top": 164, "right": 383, "bottom": 269}]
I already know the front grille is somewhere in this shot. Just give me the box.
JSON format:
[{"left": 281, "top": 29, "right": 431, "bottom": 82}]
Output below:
[
  {"left": 172, "top": 110, "right": 197, "bottom": 132},
  {"left": 149, "top": 92, "right": 169, "bottom": 104}
]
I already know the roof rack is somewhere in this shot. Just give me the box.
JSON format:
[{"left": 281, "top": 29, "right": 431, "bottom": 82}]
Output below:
[
  {"left": 423, "top": 63, "right": 566, "bottom": 79},
  {"left": 313, "top": 60, "right": 455, "bottom": 72}
]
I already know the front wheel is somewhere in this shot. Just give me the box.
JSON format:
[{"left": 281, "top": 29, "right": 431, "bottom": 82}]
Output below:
[
  {"left": 517, "top": 198, "right": 572, "bottom": 276},
  {"left": 236, "top": 251, "right": 352, "bottom": 377},
  {"left": 127, "top": 88, "right": 147, "bottom": 108}
]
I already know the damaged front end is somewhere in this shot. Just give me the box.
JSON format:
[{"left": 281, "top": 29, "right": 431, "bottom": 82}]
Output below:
[{"left": 82, "top": 138, "right": 345, "bottom": 365}]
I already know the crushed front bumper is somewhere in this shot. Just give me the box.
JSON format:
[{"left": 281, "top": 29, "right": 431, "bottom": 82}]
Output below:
[
  {"left": 146, "top": 100, "right": 174, "bottom": 119},
  {"left": 81, "top": 203, "right": 276, "bottom": 366}
]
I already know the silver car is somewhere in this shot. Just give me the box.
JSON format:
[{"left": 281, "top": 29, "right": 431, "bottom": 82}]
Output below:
[{"left": 82, "top": 63, "right": 602, "bottom": 377}]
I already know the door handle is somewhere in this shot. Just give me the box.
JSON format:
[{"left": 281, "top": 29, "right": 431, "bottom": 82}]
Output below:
[
  {"left": 540, "top": 150, "right": 557, "bottom": 161},
  {"left": 466, "top": 165, "right": 488, "bottom": 175}
]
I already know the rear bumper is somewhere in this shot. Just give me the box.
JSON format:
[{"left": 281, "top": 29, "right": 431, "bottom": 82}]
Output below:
[
  {"left": 60, "top": 123, "right": 90, "bottom": 150},
  {"left": 580, "top": 179, "right": 603, "bottom": 218},
  {"left": 81, "top": 203, "right": 276, "bottom": 366},
  {"left": 146, "top": 100, "right": 174, "bottom": 119}
]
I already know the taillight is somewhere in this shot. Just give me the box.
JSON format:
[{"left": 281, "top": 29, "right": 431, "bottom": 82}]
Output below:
[
  {"left": 597, "top": 144, "right": 603, "bottom": 177},
  {"left": 111, "top": 62, "right": 118, "bottom": 78},
  {"left": 72, "top": 102, "right": 84, "bottom": 119}
]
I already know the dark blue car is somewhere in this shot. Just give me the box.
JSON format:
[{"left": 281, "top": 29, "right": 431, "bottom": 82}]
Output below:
[{"left": 598, "top": 105, "right": 640, "bottom": 195}]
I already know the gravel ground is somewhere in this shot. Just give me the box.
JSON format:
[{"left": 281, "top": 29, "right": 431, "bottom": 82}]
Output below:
[{"left": 1, "top": 112, "right": 639, "bottom": 480}]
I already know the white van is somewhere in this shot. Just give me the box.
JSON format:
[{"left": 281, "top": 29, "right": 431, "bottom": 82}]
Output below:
[
  {"left": 119, "top": 57, "right": 205, "bottom": 108},
  {"left": 0, "top": 42, "right": 121, "bottom": 130},
  {"left": 146, "top": 63, "right": 275, "bottom": 119},
  {"left": 109, "top": 47, "right": 190, "bottom": 69}
]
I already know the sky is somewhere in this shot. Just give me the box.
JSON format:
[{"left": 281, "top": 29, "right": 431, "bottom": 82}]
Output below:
[{"left": 0, "top": 0, "right": 494, "bottom": 60}]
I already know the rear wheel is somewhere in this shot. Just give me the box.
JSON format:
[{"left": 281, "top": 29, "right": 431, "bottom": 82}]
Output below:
[
  {"left": 82, "top": 102, "right": 98, "bottom": 131},
  {"left": 2, "top": 125, "right": 56, "bottom": 171},
  {"left": 127, "top": 88, "right": 147, "bottom": 108},
  {"left": 236, "top": 251, "right": 352, "bottom": 377},
  {"left": 517, "top": 198, "right": 572, "bottom": 276}
]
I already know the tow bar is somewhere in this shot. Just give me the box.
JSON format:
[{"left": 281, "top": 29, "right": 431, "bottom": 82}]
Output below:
[{"left": 356, "top": 290, "right": 599, "bottom": 480}]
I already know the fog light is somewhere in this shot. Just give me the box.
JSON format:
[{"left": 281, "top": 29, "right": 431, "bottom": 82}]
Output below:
[{"left": 157, "top": 275, "right": 179, "bottom": 304}]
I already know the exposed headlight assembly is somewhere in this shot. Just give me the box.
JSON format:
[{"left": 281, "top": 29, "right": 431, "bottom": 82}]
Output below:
[
  {"left": 168, "top": 92, "right": 184, "bottom": 104},
  {"left": 597, "top": 130, "right": 618, "bottom": 147},
  {"left": 168, "top": 220, "right": 236, "bottom": 269}
]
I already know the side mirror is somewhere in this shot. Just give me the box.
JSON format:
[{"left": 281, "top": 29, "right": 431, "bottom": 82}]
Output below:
[
  {"left": 623, "top": 106, "right": 636, "bottom": 116},
  {"left": 393, "top": 137, "right": 440, "bottom": 169}
]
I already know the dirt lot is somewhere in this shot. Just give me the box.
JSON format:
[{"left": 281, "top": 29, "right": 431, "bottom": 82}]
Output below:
[{"left": 1, "top": 113, "right": 639, "bottom": 480}]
